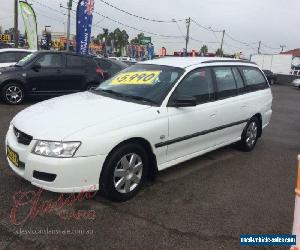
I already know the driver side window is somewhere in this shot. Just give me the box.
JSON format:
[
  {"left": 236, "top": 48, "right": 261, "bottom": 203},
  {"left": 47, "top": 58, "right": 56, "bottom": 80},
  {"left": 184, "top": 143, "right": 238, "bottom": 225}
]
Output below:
[{"left": 174, "top": 68, "right": 214, "bottom": 104}]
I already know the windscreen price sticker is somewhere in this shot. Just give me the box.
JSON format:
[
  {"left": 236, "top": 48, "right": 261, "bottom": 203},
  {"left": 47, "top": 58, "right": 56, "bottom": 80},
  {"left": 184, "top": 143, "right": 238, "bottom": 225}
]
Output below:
[{"left": 111, "top": 71, "right": 161, "bottom": 85}]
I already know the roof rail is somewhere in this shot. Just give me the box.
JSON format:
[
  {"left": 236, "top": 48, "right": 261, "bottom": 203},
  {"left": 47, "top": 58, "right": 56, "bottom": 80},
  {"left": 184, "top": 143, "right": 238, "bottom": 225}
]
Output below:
[{"left": 201, "top": 59, "right": 257, "bottom": 65}]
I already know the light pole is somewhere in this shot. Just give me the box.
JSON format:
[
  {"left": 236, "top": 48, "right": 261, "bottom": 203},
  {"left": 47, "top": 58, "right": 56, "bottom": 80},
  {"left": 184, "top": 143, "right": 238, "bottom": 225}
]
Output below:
[
  {"left": 185, "top": 17, "right": 191, "bottom": 55},
  {"left": 220, "top": 30, "right": 225, "bottom": 57},
  {"left": 60, "top": 0, "right": 72, "bottom": 51},
  {"left": 14, "top": 0, "right": 18, "bottom": 48}
]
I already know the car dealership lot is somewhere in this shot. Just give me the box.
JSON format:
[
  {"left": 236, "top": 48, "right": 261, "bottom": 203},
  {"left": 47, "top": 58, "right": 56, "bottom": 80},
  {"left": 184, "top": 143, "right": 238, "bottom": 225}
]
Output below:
[{"left": 0, "top": 85, "right": 299, "bottom": 249}]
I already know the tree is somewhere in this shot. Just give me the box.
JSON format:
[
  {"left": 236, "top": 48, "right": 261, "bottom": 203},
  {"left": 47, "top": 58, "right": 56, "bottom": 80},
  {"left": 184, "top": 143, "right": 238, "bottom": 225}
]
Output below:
[
  {"left": 96, "top": 28, "right": 129, "bottom": 56},
  {"left": 96, "top": 28, "right": 110, "bottom": 54},
  {"left": 200, "top": 45, "right": 208, "bottom": 54},
  {"left": 130, "top": 32, "right": 145, "bottom": 45}
]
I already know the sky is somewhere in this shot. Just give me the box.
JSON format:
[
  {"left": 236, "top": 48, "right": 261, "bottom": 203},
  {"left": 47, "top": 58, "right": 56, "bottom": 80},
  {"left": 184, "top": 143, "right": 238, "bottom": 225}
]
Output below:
[{"left": 0, "top": 0, "right": 299, "bottom": 57}]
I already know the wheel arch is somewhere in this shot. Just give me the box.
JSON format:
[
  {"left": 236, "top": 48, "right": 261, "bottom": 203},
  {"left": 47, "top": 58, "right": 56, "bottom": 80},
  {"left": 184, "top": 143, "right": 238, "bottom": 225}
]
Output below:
[
  {"left": 0, "top": 79, "right": 26, "bottom": 93},
  {"left": 252, "top": 113, "right": 262, "bottom": 137},
  {"left": 99, "top": 137, "right": 158, "bottom": 186}
]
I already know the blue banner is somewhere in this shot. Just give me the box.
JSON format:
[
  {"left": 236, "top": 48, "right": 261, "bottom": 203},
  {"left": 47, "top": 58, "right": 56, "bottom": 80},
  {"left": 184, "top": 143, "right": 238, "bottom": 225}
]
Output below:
[{"left": 76, "top": 0, "right": 95, "bottom": 54}]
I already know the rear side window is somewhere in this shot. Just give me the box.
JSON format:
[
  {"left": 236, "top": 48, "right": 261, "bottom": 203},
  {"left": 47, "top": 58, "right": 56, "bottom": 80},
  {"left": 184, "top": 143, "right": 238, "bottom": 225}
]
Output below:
[
  {"left": 240, "top": 67, "right": 268, "bottom": 90},
  {"left": 66, "top": 55, "right": 84, "bottom": 67},
  {"left": 95, "top": 59, "right": 126, "bottom": 76},
  {"left": 174, "top": 68, "right": 214, "bottom": 104},
  {"left": 213, "top": 67, "right": 237, "bottom": 98},
  {"left": 232, "top": 67, "right": 245, "bottom": 92},
  {"left": 96, "top": 59, "right": 112, "bottom": 70}
]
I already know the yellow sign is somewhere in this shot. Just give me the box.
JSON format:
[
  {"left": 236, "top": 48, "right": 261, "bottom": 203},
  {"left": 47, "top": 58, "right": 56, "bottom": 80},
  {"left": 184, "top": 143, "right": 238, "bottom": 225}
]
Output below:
[
  {"left": 111, "top": 71, "right": 161, "bottom": 85},
  {"left": 0, "top": 34, "right": 11, "bottom": 42}
]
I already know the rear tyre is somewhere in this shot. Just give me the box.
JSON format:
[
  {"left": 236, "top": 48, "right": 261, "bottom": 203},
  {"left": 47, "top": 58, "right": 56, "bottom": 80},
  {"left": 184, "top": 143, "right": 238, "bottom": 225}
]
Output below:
[
  {"left": 100, "top": 143, "right": 149, "bottom": 202},
  {"left": 239, "top": 117, "right": 260, "bottom": 152},
  {"left": 1, "top": 83, "right": 25, "bottom": 105}
]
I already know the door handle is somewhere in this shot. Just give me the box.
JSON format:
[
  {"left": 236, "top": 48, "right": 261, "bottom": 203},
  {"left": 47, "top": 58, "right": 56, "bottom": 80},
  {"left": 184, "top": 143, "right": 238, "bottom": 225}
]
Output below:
[
  {"left": 210, "top": 113, "right": 216, "bottom": 117},
  {"left": 241, "top": 105, "right": 248, "bottom": 108},
  {"left": 56, "top": 69, "right": 62, "bottom": 73}
]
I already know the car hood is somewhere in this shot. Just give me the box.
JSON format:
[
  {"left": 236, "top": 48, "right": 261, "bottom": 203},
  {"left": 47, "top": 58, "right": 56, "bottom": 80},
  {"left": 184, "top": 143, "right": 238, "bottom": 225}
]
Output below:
[
  {"left": 0, "top": 65, "right": 22, "bottom": 73},
  {"left": 12, "top": 91, "right": 151, "bottom": 140},
  {"left": 0, "top": 62, "right": 16, "bottom": 68}
]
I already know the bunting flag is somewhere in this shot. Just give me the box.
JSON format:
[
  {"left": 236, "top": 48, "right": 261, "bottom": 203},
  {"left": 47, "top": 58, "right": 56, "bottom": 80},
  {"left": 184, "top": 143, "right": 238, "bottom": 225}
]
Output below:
[
  {"left": 76, "top": 0, "right": 95, "bottom": 54},
  {"left": 19, "top": 1, "right": 38, "bottom": 50}
]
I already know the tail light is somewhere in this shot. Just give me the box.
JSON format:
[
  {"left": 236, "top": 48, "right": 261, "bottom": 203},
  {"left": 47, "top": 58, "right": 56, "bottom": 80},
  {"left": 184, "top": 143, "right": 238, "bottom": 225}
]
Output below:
[{"left": 96, "top": 67, "right": 104, "bottom": 78}]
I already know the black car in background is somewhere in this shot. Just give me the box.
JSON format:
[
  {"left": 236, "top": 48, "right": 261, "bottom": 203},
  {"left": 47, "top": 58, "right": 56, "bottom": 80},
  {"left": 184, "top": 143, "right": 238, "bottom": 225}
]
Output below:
[
  {"left": 93, "top": 57, "right": 128, "bottom": 77},
  {"left": 0, "top": 51, "right": 111, "bottom": 105},
  {"left": 263, "top": 69, "right": 277, "bottom": 85}
]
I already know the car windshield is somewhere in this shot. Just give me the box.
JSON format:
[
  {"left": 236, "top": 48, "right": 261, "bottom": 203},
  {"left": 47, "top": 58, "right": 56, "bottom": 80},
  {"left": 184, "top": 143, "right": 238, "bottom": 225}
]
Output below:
[
  {"left": 95, "top": 64, "right": 184, "bottom": 105},
  {"left": 15, "top": 52, "right": 36, "bottom": 67}
]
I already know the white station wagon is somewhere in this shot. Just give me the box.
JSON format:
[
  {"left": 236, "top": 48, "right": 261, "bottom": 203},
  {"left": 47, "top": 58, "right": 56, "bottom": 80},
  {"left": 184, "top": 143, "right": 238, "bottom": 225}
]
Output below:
[{"left": 6, "top": 57, "right": 273, "bottom": 201}]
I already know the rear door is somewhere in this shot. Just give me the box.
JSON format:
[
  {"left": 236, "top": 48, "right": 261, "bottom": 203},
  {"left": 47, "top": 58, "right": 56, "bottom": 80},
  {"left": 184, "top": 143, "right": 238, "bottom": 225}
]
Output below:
[
  {"left": 26, "top": 53, "right": 65, "bottom": 94},
  {"left": 63, "top": 54, "right": 87, "bottom": 91},
  {"left": 211, "top": 66, "right": 247, "bottom": 146}
]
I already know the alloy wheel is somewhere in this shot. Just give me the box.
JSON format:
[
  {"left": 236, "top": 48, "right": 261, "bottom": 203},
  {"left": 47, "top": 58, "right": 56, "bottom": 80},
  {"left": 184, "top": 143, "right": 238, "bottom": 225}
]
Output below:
[
  {"left": 5, "top": 86, "right": 23, "bottom": 104},
  {"left": 246, "top": 121, "right": 258, "bottom": 148},
  {"left": 113, "top": 153, "right": 143, "bottom": 194}
]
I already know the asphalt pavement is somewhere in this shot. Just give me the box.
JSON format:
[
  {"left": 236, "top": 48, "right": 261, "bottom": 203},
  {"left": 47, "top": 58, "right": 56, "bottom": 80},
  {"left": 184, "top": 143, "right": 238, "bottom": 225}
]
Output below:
[{"left": 0, "top": 84, "right": 299, "bottom": 250}]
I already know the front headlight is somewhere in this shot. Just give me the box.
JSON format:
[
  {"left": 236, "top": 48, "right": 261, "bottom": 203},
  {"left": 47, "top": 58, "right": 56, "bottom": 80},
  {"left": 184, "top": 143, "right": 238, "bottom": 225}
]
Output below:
[{"left": 32, "top": 141, "right": 81, "bottom": 158}]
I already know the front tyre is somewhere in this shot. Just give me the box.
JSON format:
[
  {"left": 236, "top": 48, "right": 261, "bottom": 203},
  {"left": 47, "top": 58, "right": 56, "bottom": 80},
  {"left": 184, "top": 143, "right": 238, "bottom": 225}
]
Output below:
[
  {"left": 101, "top": 143, "right": 149, "bottom": 202},
  {"left": 1, "top": 83, "right": 25, "bottom": 105},
  {"left": 240, "top": 117, "right": 260, "bottom": 152}
]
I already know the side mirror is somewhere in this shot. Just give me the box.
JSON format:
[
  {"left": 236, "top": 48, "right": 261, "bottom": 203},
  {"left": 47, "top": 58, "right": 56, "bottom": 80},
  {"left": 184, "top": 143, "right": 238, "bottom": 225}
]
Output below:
[
  {"left": 31, "top": 63, "right": 41, "bottom": 72},
  {"left": 171, "top": 96, "right": 197, "bottom": 107}
]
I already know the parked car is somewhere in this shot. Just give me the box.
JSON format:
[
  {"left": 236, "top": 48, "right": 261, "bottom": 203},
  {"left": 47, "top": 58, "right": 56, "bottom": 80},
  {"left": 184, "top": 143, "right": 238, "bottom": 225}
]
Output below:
[
  {"left": 262, "top": 69, "right": 277, "bottom": 85},
  {"left": 5, "top": 57, "right": 273, "bottom": 201},
  {"left": 93, "top": 57, "right": 128, "bottom": 79},
  {"left": 292, "top": 78, "right": 300, "bottom": 88},
  {"left": 0, "top": 48, "right": 34, "bottom": 68},
  {"left": 0, "top": 42, "right": 13, "bottom": 49},
  {"left": 119, "top": 57, "right": 138, "bottom": 65},
  {"left": 108, "top": 56, "right": 137, "bottom": 65},
  {"left": 0, "top": 51, "right": 107, "bottom": 104}
]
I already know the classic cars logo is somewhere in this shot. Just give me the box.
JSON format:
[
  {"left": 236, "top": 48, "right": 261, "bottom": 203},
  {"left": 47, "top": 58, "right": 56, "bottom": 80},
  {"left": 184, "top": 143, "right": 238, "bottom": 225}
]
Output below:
[{"left": 10, "top": 186, "right": 97, "bottom": 225}]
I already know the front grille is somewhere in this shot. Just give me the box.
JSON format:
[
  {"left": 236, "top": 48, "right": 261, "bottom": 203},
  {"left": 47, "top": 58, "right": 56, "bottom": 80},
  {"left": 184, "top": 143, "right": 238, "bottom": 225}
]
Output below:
[{"left": 13, "top": 126, "right": 33, "bottom": 146}]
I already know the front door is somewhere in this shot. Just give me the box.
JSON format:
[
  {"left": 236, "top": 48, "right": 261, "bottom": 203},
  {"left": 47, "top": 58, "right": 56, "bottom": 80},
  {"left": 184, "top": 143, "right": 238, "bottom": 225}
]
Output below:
[{"left": 166, "top": 67, "right": 221, "bottom": 162}]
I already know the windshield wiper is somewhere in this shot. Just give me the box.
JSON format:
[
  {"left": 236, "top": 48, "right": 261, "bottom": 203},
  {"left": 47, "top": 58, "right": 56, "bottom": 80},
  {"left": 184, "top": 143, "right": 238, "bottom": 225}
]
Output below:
[
  {"left": 100, "top": 89, "right": 157, "bottom": 105},
  {"left": 126, "top": 95, "right": 158, "bottom": 105},
  {"left": 99, "top": 89, "right": 126, "bottom": 97}
]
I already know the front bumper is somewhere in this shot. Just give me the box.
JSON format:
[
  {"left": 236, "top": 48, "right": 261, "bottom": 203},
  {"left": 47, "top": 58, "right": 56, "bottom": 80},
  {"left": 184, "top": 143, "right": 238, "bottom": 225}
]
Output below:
[
  {"left": 292, "top": 82, "right": 300, "bottom": 88},
  {"left": 5, "top": 125, "right": 107, "bottom": 193}
]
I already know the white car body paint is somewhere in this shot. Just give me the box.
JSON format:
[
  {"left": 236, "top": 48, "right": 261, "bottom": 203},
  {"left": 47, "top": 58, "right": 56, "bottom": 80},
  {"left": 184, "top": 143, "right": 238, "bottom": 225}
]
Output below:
[
  {"left": 0, "top": 48, "right": 35, "bottom": 68},
  {"left": 6, "top": 57, "right": 273, "bottom": 193}
]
